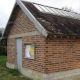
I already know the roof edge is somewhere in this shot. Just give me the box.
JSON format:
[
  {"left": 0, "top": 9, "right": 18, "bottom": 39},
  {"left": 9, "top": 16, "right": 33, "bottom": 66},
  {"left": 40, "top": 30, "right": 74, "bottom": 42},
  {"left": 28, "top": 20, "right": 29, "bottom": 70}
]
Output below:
[
  {"left": 3, "top": 0, "right": 48, "bottom": 38},
  {"left": 16, "top": 0, "right": 48, "bottom": 37}
]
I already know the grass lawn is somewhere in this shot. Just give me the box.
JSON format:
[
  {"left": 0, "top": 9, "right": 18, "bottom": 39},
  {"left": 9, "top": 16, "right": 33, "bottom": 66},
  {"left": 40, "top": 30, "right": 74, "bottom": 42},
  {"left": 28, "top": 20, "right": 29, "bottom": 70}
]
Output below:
[{"left": 0, "top": 56, "right": 32, "bottom": 80}]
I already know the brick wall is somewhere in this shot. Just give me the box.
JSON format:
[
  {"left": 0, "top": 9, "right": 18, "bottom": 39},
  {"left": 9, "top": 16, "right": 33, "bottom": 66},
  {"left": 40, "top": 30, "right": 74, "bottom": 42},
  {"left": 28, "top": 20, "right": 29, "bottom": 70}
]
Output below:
[
  {"left": 7, "top": 8, "right": 37, "bottom": 64},
  {"left": 7, "top": 8, "right": 46, "bottom": 73},
  {"left": 7, "top": 7, "right": 80, "bottom": 74},
  {"left": 44, "top": 37, "right": 80, "bottom": 74},
  {"left": 9, "top": 9, "right": 37, "bottom": 35},
  {"left": 7, "top": 38, "right": 15, "bottom": 64},
  {"left": 22, "top": 35, "right": 46, "bottom": 73}
]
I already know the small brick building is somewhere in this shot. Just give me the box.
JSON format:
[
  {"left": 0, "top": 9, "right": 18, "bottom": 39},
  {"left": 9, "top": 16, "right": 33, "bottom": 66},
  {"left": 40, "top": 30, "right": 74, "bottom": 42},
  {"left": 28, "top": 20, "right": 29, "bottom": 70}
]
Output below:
[{"left": 3, "top": 0, "right": 80, "bottom": 80}]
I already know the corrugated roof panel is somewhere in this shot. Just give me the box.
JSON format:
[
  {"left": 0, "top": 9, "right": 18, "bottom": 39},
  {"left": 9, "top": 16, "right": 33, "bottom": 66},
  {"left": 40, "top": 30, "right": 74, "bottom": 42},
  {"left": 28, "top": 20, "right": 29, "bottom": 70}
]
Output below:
[
  {"left": 72, "top": 13, "right": 80, "bottom": 19},
  {"left": 64, "top": 11, "right": 72, "bottom": 17},
  {"left": 45, "top": 6, "right": 53, "bottom": 13},
  {"left": 56, "top": 9, "right": 65, "bottom": 16},
  {"left": 33, "top": 4, "right": 43, "bottom": 11},
  {"left": 50, "top": 8, "right": 57, "bottom": 14},
  {"left": 40, "top": 5, "right": 51, "bottom": 13},
  {"left": 69, "top": 12, "right": 75, "bottom": 17},
  {"left": 51, "top": 8, "right": 60, "bottom": 15},
  {"left": 33, "top": 3, "right": 80, "bottom": 20},
  {"left": 59, "top": 10, "right": 69, "bottom": 17}
]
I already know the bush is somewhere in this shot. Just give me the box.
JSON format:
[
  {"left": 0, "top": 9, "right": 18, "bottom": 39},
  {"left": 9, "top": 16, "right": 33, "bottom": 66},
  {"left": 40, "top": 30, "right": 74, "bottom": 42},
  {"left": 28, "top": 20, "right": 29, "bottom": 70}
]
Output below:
[
  {"left": 0, "top": 39, "right": 7, "bottom": 56},
  {"left": 0, "top": 45, "right": 7, "bottom": 56}
]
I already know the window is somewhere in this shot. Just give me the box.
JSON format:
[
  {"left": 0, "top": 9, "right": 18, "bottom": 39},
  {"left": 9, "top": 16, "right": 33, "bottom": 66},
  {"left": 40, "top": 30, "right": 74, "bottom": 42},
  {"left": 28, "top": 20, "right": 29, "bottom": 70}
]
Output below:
[{"left": 25, "top": 43, "right": 35, "bottom": 59}]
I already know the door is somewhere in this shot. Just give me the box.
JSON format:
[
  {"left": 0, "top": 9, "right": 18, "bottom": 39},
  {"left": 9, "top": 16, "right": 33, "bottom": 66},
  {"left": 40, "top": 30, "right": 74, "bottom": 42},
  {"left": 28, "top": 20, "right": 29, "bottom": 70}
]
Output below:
[{"left": 16, "top": 38, "right": 22, "bottom": 70}]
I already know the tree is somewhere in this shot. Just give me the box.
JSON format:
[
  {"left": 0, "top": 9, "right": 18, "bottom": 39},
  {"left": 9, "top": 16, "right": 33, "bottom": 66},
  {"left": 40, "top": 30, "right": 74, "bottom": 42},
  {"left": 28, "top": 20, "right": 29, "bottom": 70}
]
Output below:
[
  {"left": 0, "top": 28, "right": 7, "bottom": 56},
  {"left": 0, "top": 28, "right": 4, "bottom": 36},
  {"left": 0, "top": 31, "right": 2, "bottom": 37},
  {"left": 62, "top": 7, "right": 74, "bottom": 12}
]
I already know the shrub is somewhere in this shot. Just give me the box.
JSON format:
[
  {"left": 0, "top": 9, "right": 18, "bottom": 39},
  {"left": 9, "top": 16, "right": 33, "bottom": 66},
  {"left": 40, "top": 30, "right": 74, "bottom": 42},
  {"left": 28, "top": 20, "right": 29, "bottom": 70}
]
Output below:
[
  {"left": 0, "top": 45, "right": 7, "bottom": 56},
  {"left": 0, "top": 39, "right": 7, "bottom": 56}
]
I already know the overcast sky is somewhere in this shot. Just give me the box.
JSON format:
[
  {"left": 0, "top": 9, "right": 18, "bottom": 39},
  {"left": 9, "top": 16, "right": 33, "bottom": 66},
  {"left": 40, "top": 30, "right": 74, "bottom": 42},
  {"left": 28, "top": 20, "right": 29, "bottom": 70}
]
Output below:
[{"left": 0, "top": 0, "right": 80, "bottom": 28}]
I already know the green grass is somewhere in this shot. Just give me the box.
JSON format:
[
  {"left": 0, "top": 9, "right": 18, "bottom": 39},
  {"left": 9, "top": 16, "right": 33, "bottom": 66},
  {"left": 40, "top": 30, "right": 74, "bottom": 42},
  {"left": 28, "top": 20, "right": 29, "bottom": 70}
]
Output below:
[
  {"left": 0, "top": 56, "right": 6, "bottom": 67},
  {"left": 0, "top": 56, "right": 32, "bottom": 80},
  {"left": 8, "top": 69, "right": 21, "bottom": 76}
]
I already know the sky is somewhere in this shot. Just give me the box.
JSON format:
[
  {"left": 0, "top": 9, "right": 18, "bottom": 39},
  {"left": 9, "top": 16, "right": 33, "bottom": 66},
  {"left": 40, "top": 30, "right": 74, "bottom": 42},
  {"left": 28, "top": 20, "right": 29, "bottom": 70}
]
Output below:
[{"left": 0, "top": 0, "right": 80, "bottom": 28}]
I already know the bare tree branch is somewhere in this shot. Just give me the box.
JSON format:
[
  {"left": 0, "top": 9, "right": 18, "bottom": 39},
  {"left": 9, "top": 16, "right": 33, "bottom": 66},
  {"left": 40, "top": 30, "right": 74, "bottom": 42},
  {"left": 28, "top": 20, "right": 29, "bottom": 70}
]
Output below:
[{"left": 62, "top": 6, "right": 74, "bottom": 12}]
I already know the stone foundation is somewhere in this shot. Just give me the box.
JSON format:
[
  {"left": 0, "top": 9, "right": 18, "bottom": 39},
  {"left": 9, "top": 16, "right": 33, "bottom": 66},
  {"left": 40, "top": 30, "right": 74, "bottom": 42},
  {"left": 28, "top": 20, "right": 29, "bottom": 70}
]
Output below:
[
  {"left": 6, "top": 62, "right": 80, "bottom": 80},
  {"left": 21, "top": 67, "right": 80, "bottom": 80},
  {"left": 6, "top": 62, "right": 16, "bottom": 69}
]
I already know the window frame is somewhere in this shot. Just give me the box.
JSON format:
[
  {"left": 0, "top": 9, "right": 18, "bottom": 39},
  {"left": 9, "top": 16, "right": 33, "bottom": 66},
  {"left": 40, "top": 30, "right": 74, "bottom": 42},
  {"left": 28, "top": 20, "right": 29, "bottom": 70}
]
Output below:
[{"left": 24, "top": 42, "right": 35, "bottom": 59}]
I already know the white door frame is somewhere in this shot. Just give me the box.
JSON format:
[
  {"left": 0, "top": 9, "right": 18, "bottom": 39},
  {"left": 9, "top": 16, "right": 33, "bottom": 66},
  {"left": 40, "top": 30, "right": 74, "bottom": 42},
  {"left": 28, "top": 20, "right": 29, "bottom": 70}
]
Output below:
[{"left": 16, "top": 38, "right": 22, "bottom": 70}]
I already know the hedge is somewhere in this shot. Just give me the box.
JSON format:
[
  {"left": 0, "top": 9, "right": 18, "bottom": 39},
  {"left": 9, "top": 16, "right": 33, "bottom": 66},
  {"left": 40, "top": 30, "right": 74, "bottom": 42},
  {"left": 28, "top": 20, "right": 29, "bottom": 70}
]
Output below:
[{"left": 0, "top": 45, "right": 7, "bottom": 56}]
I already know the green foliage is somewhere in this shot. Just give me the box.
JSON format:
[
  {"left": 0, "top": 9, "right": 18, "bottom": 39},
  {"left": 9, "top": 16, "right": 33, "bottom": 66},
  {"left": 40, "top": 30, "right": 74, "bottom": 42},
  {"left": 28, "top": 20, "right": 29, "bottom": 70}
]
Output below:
[
  {"left": 8, "top": 69, "right": 20, "bottom": 76},
  {"left": 0, "top": 45, "right": 7, "bottom": 56},
  {"left": 0, "top": 39, "right": 7, "bottom": 56},
  {"left": 0, "top": 56, "right": 6, "bottom": 67},
  {"left": 0, "top": 56, "right": 33, "bottom": 80}
]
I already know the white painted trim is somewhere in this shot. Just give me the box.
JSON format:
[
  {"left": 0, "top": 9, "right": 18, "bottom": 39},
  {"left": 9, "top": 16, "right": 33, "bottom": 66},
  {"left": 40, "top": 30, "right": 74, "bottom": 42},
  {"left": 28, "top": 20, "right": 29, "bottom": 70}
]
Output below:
[
  {"left": 8, "top": 31, "right": 39, "bottom": 38},
  {"left": 16, "top": 0, "right": 48, "bottom": 37}
]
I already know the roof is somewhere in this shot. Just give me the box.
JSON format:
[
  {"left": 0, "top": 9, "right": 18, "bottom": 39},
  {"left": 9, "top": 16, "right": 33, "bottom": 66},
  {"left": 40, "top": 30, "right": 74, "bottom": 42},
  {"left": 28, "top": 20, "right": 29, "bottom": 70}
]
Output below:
[
  {"left": 3, "top": 0, "right": 80, "bottom": 38},
  {"left": 32, "top": 3, "right": 80, "bottom": 20}
]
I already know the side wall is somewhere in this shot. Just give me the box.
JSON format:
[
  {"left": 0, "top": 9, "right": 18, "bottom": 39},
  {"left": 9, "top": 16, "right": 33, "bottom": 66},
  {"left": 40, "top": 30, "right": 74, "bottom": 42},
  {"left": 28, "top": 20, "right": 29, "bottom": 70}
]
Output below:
[
  {"left": 7, "top": 8, "right": 46, "bottom": 73},
  {"left": 44, "top": 37, "right": 80, "bottom": 74},
  {"left": 22, "top": 35, "right": 46, "bottom": 73}
]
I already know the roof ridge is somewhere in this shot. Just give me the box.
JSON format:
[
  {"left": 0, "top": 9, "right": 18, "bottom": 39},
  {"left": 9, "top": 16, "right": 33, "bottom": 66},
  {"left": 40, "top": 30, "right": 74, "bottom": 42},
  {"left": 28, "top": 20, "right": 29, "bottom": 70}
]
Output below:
[
  {"left": 33, "top": 3, "right": 78, "bottom": 14},
  {"left": 22, "top": 0, "right": 80, "bottom": 15}
]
